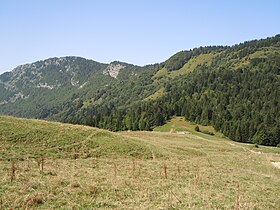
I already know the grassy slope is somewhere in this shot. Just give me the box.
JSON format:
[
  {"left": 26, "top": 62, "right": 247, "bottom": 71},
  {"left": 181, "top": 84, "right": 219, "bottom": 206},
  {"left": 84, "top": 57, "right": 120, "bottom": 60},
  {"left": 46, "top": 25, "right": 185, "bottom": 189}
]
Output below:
[
  {"left": 144, "top": 87, "right": 165, "bottom": 101},
  {"left": 146, "top": 53, "right": 216, "bottom": 101},
  {"left": 0, "top": 116, "right": 159, "bottom": 160},
  {"left": 223, "top": 46, "right": 280, "bottom": 70},
  {"left": 168, "top": 52, "right": 216, "bottom": 78},
  {"left": 153, "top": 116, "right": 220, "bottom": 135},
  {"left": 153, "top": 52, "right": 216, "bottom": 80},
  {"left": 147, "top": 45, "right": 280, "bottom": 102},
  {"left": 0, "top": 116, "right": 280, "bottom": 209}
]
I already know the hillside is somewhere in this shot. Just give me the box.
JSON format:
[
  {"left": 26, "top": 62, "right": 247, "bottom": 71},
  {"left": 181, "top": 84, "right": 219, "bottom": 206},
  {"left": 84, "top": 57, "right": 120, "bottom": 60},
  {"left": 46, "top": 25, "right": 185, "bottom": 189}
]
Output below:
[
  {"left": 0, "top": 116, "right": 159, "bottom": 160},
  {"left": 0, "top": 116, "right": 279, "bottom": 209},
  {"left": 0, "top": 57, "right": 144, "bottom": 117},
  {"left": 0, "top": 35, "right": 280, "bottom": 146},
  {"left": 77, "top": 35, "right": 280, "bottom": 146}
]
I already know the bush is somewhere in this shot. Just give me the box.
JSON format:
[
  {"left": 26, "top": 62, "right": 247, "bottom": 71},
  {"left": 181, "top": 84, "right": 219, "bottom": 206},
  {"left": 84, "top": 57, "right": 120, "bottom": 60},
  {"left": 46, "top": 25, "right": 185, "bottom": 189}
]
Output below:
[{"left": 201, "top": 130, "right": 215, "bottom": 136}]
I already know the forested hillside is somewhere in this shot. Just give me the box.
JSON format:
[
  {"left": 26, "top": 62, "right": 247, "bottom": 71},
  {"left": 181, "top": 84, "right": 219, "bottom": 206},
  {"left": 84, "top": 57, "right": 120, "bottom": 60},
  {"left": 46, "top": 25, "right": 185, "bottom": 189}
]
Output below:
[
  {"left": 72, "top": 35, "right": 280, "bottom": 146},
  {"left": 0, "top": 57, "right": 147, "bottom": 117},
  {"left": 0, "top": 35, "right": 279, "bottom": 146}
]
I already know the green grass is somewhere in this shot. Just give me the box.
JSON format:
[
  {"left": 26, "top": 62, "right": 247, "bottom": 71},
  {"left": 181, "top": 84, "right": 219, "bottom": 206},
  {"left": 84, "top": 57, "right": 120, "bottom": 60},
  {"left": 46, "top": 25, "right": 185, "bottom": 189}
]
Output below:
[
  {"left": 144, "top": 87, "right": 166, "bottom": 101},
  {"left": 168, "top": 53, "right": 216, "bottom": 78},
  {"left": 229, "top": 46, "right": 280, "bottom": 70},
  {"left": 153, "top": 53, "right": 217, "bottom": 80},
  {"left": 1, "top": 116, "right": 280, "bottom": 209},
  {"left": 0, "top": 116, "right": 159, "bottom": 160},
  {"left": 153, "top": 116, "right": 222, "bottom": 136},
  {"left": 153, "top": 67, "right": 168, "bottom": 79},
  {"left": 149, "top": 53, "right": 216, "bottom": 102}
]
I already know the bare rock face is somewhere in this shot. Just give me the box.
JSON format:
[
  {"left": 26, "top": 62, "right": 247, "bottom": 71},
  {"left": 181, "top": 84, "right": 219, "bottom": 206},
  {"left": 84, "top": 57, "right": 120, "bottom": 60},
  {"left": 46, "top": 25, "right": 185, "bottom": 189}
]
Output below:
[{"left": 103, "top": 63, "right": 126, "bottom": 78}]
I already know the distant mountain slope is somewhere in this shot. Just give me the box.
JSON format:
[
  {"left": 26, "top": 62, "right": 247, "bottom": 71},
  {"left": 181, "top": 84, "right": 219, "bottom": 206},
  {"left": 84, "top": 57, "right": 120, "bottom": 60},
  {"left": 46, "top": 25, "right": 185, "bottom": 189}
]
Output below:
[
  {"left": 77, "top": 35, "right": 280, "bottom": 146},
  {"left": 0, "top": 35, "right": 279, "bottom": 146},
  {"left": 0, "top": 57, "right": 144, "bottom": 117}
]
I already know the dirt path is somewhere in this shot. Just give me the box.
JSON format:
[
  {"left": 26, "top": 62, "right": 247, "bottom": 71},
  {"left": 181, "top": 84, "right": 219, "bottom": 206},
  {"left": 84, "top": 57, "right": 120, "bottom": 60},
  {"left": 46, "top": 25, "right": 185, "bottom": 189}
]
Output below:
[
  {"left": 271, "top": 162, "right": 280, "bottom": 169},
  {"left": 227, "top": 143, "right": 280, "bottom": 169},
  {"left": 249, "top": 150, "right": 262, "bottom": 154}
]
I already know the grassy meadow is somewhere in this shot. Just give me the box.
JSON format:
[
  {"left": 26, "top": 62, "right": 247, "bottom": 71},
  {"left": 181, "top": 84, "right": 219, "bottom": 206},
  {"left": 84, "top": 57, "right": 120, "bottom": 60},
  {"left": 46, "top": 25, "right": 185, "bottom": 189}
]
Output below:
[{"left": 0, "top": 116, "right": 280, "bottom": 209}]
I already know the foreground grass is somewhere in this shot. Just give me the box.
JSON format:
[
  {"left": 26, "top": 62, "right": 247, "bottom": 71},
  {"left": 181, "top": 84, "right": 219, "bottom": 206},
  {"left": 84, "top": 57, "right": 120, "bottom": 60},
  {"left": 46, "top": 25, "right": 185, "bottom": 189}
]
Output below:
[
  {"left": 0, "top": 116, "right": 159, "bottom": 160},
  {"left": 0, "top": 116, "right": 280, "bottom": 209}
]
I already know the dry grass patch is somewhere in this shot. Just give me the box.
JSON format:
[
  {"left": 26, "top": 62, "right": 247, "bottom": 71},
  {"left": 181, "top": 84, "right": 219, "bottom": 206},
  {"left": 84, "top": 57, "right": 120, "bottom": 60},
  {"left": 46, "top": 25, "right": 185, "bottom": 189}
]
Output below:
[{"left": 0, "top": 116, "right": 280, "bottom": 209}]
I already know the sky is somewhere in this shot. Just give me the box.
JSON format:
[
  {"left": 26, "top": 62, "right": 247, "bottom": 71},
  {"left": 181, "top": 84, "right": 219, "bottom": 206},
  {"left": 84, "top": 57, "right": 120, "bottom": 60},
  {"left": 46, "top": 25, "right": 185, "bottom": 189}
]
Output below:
[{"left": 0, "top": 0, "right": 280, "bottom": 74}]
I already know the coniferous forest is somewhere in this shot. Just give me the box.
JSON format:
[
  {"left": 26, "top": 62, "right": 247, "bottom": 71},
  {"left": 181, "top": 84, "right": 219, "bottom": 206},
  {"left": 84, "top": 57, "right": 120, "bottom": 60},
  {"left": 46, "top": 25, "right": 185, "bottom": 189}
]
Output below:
[{"left": 78, "top": 57, "right": 280, "bottom": 146}]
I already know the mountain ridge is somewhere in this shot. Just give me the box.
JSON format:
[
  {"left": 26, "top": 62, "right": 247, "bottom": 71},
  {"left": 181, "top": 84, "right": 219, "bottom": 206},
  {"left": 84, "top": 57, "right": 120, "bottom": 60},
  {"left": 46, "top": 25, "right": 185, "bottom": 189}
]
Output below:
[{"left": 0, "top": 35, "right": 280, "bottom": 146}]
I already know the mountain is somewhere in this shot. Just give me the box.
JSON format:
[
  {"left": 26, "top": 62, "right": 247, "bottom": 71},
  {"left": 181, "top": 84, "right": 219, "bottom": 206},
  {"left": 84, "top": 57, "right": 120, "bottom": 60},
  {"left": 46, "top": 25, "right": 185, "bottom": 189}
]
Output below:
[
  {"left": 0, "top": 56, "right": 143, "bottom": 117},
  {"left": 0, "top": 35, "right": 280, "bottom": 146}
]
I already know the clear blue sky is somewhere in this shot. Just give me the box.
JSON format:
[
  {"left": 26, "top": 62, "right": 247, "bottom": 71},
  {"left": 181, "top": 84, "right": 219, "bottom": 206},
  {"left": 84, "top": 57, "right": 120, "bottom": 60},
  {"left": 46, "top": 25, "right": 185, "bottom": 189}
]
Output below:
[{"left": 1, "top": 0, "right": 279, "bottom": 73}]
